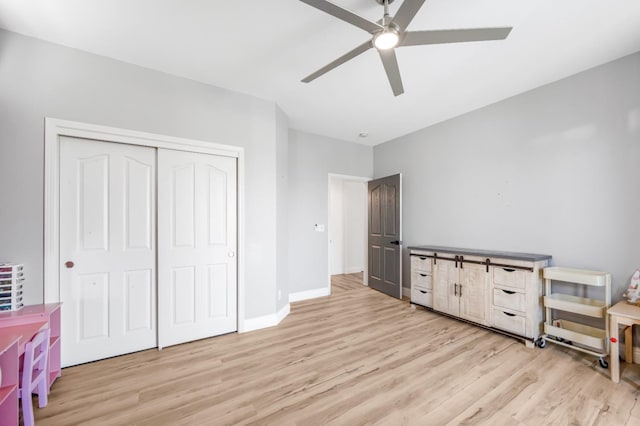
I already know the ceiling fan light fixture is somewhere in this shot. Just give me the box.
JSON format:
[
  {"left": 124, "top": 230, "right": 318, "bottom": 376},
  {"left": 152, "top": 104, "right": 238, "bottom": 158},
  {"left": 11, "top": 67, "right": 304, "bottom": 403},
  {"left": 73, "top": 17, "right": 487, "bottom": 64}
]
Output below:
[{"left": 373, "top": 28, "right": 399, "bottom": 50}]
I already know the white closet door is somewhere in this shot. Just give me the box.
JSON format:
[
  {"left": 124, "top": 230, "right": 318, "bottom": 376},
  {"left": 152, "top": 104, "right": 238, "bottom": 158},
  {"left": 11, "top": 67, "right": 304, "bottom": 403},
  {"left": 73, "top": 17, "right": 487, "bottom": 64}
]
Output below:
[
  {"left": 157, "top": 149, "right": 237, "bottom": 348},
  {"left": 60, "top": 137, "right": 157, "bottom": 367}
]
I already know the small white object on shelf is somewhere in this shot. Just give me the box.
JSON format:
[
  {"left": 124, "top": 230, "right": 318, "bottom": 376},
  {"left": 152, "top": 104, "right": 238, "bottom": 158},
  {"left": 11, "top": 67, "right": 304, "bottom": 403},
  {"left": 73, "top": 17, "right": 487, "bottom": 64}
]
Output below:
[
  {"left": 0, "top": 263, "right": 24, "bottom": 311},
  {"left": 540, "top": 266, "right": 611, "bottom": 367},
  {"left": 623, "top": 269, "right": 640, "bottom": 304}
]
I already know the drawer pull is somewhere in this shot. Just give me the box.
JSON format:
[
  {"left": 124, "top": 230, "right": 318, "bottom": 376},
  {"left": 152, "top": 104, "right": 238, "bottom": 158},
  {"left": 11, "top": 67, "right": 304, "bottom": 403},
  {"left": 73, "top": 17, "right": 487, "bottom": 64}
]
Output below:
[
  {"left": 502, "top": 290, "right": 516, "bottom": 295},
  {"left": 419, "top": 290, "right": 427, "bottom": 294},
  {"left": 419, "top": 256, "right": 427, "bottom": 260},
  {"left": 503, "top": 312, "right": 516, "bottom": 317},
  {"left": 502, "top": 268, "right": 516, "bottom": 272},
  {"left": 419, "top": 273, "right": 428, "bottom": 277}
]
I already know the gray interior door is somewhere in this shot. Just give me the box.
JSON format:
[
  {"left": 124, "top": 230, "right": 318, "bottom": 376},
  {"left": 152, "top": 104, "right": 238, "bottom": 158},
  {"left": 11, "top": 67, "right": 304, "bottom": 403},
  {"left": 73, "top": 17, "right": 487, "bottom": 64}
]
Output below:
[{"left": 368, "top": 174, "right": 402, "bottom": 299}]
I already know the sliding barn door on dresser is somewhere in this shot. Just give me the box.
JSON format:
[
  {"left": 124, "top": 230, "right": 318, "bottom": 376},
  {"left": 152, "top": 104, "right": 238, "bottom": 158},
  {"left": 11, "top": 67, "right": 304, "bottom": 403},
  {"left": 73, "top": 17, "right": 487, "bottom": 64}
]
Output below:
[{"left": 432, "top": 255, "right": 490, "bottom": 326}]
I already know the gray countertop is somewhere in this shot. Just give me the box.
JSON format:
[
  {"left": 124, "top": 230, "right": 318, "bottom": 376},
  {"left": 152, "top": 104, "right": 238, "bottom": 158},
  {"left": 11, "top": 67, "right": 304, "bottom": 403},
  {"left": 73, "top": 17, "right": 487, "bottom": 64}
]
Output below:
[{"left": 408, "top": 245, "right": 552, "bottom": 262}]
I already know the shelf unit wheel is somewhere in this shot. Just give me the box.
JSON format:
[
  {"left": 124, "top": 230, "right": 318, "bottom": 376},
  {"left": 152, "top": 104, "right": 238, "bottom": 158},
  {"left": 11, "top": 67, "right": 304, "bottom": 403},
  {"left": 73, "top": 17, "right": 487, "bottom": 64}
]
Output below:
[
  {"left": 536, "top": 338, "right": 546, "bottom": 348},
  {"left": 599, "top": 357, "right": 609, "bottom": 369}
]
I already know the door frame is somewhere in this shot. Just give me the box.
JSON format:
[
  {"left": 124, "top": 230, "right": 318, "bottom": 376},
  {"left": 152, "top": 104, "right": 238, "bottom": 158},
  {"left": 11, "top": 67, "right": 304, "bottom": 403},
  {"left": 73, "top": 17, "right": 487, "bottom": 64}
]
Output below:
[
  {"left": 327, "top": 173, "right": 371, "bottom": 291},
  {"left": 43, "top": 118, "right": 248, "bottom": 332}
]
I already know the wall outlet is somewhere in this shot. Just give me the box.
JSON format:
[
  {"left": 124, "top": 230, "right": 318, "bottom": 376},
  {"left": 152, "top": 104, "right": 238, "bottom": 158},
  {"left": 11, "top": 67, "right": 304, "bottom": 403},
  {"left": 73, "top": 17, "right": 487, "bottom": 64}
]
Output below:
[{"left": 314, "top": 224, "right": 325, "bottom": 232}]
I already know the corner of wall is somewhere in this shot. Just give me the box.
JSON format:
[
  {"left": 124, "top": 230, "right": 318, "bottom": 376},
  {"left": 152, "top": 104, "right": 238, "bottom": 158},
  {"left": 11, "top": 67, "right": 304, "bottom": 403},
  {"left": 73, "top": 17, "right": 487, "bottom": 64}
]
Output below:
[{"left": 241, "top": 302, "right": 290, "bottom": 333}]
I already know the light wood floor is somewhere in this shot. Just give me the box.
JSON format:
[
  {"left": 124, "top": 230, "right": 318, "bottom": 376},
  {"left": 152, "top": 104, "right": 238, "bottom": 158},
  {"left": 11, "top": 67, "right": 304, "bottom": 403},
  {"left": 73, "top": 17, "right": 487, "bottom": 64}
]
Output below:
[{"left": 35, "top": 273, "right": 640, "bottom": 425}]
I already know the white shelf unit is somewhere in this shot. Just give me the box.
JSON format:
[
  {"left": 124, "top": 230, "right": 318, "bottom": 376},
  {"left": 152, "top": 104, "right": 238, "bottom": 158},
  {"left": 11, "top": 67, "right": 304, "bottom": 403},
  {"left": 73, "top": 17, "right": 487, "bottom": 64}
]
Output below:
[
  {"left": 541, "top": 267, "right": 611, "bottom": 366},
  {"left": 0, "top": 264, "right": 24, "bottom": 312}
]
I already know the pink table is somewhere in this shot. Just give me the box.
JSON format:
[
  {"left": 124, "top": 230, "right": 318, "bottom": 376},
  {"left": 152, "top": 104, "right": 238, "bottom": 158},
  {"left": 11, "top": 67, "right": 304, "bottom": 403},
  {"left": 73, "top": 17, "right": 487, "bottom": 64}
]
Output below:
[{"left": 0, "top": 304, "right": 62, "bottom": 425}]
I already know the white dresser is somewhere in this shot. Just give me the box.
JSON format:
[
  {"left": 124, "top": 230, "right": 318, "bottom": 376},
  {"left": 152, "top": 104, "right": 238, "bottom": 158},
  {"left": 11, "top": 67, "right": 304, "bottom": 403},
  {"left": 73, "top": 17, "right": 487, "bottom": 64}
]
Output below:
[{"left": 409, "top": 246, "right": 551, "bottom": 347}]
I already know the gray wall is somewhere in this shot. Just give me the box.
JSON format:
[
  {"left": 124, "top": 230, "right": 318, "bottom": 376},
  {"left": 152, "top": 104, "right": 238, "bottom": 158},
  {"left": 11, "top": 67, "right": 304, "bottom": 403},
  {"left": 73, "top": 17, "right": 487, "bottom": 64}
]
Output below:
[
  {"left": 375, "top": 51, "right": 640, "bottom": 300},
  {"left": 0, "top": 29, "right": 280, "bottom": 319},
  {"left": 288, "top": 130, "right": 373, "bottom": 295}
]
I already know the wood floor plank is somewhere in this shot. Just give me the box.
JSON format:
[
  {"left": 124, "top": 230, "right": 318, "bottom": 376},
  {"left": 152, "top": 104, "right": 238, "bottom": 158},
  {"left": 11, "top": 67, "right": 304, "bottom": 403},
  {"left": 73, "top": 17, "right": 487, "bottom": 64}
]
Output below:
[{"left": 34, "top": 273, "right": 640, "bottom": 425}]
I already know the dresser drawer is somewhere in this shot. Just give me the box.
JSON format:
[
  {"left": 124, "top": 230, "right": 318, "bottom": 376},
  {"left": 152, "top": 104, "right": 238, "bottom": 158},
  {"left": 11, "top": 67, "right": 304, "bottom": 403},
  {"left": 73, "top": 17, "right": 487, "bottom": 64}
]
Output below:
[
  {"left": 493, "top": 288, "right": 526, "bottom": 313},
  {"left": 411, "top": 288, "right": 432, "bottom": 308},
  {"left": 411, "top": 254, "right": 432, "bottom": 272},
  {"left": 492, "top": 309, "right": 526, "bottom": 336},
  {"left": 411, "top": 271, "right": 432, "bottom": 290},
  {"left": 492, "top": 267, "right": 530, "bottom": 290}
]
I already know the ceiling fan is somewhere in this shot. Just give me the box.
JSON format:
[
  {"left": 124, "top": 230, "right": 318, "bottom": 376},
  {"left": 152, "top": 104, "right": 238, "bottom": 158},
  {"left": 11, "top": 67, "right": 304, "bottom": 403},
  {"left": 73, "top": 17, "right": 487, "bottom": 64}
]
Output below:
[{"left": 299, "top": 0, "right": 512, "bottom": 96}]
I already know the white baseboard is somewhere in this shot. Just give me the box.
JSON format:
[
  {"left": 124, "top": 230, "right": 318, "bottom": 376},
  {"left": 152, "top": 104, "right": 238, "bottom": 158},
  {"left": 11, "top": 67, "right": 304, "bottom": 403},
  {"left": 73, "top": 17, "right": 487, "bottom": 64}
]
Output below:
[
  {"left": 276, "top": 303, "right": 290, "bottom": 323},
  {"left": 344, "top": 266, "right": 364, "bottom": 274},
  {"left": 289, "top": 287, "right": 331, "bottom": 303},
  {"left": 241, "top": 303, "right": 290, "bottom": 333}
]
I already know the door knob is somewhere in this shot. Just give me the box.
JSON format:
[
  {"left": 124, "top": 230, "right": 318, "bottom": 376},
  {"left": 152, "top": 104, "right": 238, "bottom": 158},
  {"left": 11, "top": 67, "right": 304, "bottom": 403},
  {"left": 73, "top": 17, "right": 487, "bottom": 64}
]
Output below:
[{"left": 65, "top": 261, "right": 74, "bottom": 268}]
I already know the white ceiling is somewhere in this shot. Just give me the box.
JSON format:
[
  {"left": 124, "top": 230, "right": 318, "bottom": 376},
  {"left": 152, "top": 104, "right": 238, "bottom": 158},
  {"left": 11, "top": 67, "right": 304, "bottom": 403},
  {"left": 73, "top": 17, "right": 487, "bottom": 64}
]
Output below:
[{"left": 1, "top": 0, "right": 639, "bottom": 145}]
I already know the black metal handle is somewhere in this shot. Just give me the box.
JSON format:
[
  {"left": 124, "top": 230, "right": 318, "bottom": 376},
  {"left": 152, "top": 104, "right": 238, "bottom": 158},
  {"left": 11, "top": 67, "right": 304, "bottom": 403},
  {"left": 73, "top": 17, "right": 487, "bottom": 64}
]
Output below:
[
  {"left": 459, "top": 284, "right": 462, "bottom": 296},
  {"left": 454, "top": 283, "right": 458, "bottom": 296},
  {"left": 502, "top": 268, "right": 516, "bottom": 272},
  {"left": 419, "top": 290, "right": 427, "bottom": 294},
  {"left": 390, "top": 240, "right": 401, "bottom": 245},
  {"left": 460, "top": 255, "right": 464, "bottom": 269},
  {"left": 502, "top": 290, "right": 516, "bottom": 295},
  {"left": 419, "top": 273, "right": 428, "bottom": 277},
  {"left": 455, "top": 255, "right": 458, "bottom": 268},
  {"left": 503, "top": 312, "right": 516, "bottom": 317},
  {"left": 419, "top": 256, "right": 427, "bottom": 260}
]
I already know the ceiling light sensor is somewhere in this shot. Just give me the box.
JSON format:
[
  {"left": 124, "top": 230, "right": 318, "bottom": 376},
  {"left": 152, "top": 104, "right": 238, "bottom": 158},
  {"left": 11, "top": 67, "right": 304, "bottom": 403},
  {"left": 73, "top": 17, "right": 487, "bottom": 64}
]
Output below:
[{"left": 358, "top": 132, "right": 369, "bottom": 138}]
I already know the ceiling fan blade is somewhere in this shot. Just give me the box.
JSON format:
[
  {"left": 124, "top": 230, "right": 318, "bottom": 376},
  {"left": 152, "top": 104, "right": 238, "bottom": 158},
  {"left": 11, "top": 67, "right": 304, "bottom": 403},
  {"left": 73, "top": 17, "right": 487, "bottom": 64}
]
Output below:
[
  {"left": 393, "top": 0, "right": 427, "bottom": 31},
  {"left": 378, "top": 49, "right": 404, "bottom": 96},
  {"left": 302, "top": 40, "right": 372, "bottom": 83},
  {"left": 299, "top": 0, "right": 384, "bottom": 34},
  {"left": 402, "top": 27, "right": 512, "bottom": 46}
]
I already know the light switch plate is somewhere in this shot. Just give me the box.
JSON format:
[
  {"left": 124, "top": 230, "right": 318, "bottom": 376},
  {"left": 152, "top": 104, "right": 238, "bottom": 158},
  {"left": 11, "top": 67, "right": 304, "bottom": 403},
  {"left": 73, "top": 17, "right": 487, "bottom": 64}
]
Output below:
[{"left": 314, "top": 224, "right": 325, "bottom": 232}]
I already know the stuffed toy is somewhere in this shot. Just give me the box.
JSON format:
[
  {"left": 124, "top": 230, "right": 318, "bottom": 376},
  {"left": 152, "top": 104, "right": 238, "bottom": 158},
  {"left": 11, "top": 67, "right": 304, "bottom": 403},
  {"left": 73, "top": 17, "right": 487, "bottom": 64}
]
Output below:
[{"left": 624, "top": 269, "right": 640, "bottom": 305}]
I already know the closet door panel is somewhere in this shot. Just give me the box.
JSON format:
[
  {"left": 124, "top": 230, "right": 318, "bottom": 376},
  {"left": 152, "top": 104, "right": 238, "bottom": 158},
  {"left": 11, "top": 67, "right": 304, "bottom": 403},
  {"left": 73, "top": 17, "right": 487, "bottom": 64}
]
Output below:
[
  {"left": 60, "top": 137, "right": 157, "bottom": 367},
  {"left": 158, "top": 149, "right": 237, "bottom": 348}
]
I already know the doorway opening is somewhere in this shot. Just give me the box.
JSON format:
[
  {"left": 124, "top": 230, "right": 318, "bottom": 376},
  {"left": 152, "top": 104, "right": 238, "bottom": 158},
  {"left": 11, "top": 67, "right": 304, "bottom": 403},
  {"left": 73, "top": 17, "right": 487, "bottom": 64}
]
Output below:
[
  {"left": 331, "top": 272, "right": 365, "bottom": 295},
  {"left": 328, "top": 174, "right": 369, "bottom": 293}
]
